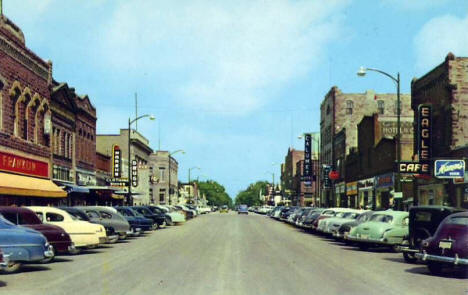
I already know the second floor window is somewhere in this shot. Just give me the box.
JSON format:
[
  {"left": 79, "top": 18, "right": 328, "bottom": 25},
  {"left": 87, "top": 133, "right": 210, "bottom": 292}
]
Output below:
[
  {"left": 346, "top": 100, "right": 353, "bottom": 115},
  {"left": 378, "top": 100, "right": 385, "bottom": 114}
]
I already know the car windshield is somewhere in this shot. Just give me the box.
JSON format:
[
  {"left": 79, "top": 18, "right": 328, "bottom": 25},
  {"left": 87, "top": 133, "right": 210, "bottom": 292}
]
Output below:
[
  {"left": 370, "top": 214, "right": 393, "bottom": 223},
  {"left": 118, "top": 209, "right": 134, "bottom": 217},
  {"left": 341, "top": 212, "right": 356, "bottom": 219}
]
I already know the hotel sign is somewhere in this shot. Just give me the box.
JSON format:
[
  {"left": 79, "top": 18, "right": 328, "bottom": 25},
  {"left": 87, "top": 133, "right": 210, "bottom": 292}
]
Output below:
[
  {"left": 0, "top": 151, "right": 49, "bottom": 178},
  {"left": 302, "top": 134, "right": 312, "bottom": 182},
  {"left": 112, "top": 145, "right": 121, "bottom": 178},
  {"left": 434, "top": 160, "right": 465, "bottom": 179}
]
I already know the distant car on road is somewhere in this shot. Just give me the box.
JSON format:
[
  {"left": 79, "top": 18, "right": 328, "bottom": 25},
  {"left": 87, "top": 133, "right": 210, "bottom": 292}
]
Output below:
[
  {"left": 238, "top": 205, "right": 248, "bottom": 215},
  {"left": 220, "top": 205, "right": 229, "bottom": 213}
]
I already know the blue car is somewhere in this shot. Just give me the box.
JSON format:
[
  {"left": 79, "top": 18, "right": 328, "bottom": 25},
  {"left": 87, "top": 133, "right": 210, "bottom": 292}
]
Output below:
[
  {"left": 238, "top": 205, "right": 249, "bottom": 215},
  {"left": 0, "top": 214, "right": 53, "bottom": 273},
  {"left": 115, "top": 207, "right": 154, "bottom": 234}
]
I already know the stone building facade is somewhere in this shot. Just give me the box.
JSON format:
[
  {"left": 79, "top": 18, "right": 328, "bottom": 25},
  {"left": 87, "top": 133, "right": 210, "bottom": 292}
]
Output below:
[
  {"left": 411, "top": 53, "right": 468, "bottom": 209},
  {"left": 320, "top": 87, "right": 412, "bottom": 206},
  {"left": 148, "top": 151, "right": 179, "bottom": 205},
  {"left": 0, "top": 15, "right": 66, "bottom": 205}
]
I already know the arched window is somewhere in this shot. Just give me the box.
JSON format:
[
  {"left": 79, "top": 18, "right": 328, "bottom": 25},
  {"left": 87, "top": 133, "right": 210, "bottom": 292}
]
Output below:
[
  {"left": 346, "top": 100, "right": 353, "bottom": 115},
  {"left": 0, "top": 79, "right": 4, "bottom": 131},
  {"left": 9, "top": 81, "right": 22, "bottom": 136},
  {"left": 377, "top": 100, "right": 385, "bottom": 114}
]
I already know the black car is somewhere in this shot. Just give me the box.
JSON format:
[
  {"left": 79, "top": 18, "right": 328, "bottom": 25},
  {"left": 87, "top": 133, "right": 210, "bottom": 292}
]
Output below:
[
  {"left": 399, "top": 206, "right": 465, "bottom": 263},
  {"left": 133, "top": 206, "right": 166, "bottom": 229},
  {"left": 302, "top": 210, "right": 325, "bottom": 229},
  {"left": 147, "top": 206, "right": 174, "bottom": 225}
]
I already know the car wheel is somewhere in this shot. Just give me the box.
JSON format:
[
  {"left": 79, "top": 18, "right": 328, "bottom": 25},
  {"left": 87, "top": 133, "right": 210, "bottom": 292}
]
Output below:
[
  {"left": 68, "top": 247, "right": 82, "bottom": 255},
  {"left": 403, "top": 252, "right": 417, "bottom": 263},
  {"left": 159, "top": 220, "right": 166, "bottom": 229},
  {"left": 41, "top": 246, "right": 55, "bottom": 264},
  {"left": 2, "top": 261, "right": 22, "bottom": 274},
  {"left": 166, "top": 218, "right": 174, "bottom": 226},
  {"left": 359, "top": 244, "right": 369, "bottom": 251},
  {"left": 427, "top": 262, "right": 444, "bottom": 275}
]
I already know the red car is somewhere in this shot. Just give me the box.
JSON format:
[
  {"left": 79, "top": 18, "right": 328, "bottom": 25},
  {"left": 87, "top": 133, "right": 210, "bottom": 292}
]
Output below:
[
  {"left": 417, "top": 211, "right": 468, "bottom": 275},
  {"left": 0, "top": 207, "right": 75, "bottom": 262}
]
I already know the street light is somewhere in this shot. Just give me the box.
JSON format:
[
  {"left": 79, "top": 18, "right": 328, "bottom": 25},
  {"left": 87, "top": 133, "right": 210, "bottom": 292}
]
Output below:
[
  {"left": 357, "top": 66, "right": 401, "bottom": 209},
  {"left": 168, "top": 150, "right": 185, "bottom": 205},
  {"left": 127, "top": 114, "right": 156, "bottom": 205}
]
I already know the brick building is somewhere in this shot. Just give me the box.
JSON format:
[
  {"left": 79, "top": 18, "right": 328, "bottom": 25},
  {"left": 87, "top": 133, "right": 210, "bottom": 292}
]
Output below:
[
  {"left": 280, "top": 148, "right": 304, "bottom": 205},
  {"left": 0, "top": 15, "right": 66, "bottom": 205},
  {"left": 320, "top": 87, "right": 412, "bottom": 206},
  {"left": 411, "top": 53, "right": 468, "bottom": 209},
  {"left": 345, "top": 114, "right": 414, "bottom": 209}
]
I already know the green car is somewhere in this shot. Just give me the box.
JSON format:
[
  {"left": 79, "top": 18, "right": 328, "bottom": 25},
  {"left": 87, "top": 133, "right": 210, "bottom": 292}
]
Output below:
[{"left": 346, "top": 210, "right": 409, "bottom": 250}]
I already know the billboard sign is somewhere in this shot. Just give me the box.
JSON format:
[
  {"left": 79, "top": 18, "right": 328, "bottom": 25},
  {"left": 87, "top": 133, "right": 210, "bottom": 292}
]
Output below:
[{"left": 434, "top": 160, "right": 465, "bottom": 179}]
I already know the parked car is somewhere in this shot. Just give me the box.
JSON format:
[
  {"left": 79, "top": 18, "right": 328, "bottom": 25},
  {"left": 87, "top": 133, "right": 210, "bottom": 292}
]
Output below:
[
  {"left": 0, "top": 214, "right": 53, "bottom": 273},
  {"left": 313, "top": 208, "right": 351, "bottom": 232},
  {"left": 0, "top": 207, "right": 74, "bottom": 262},
  {"left": 178, "top": 205, "right": 197, "bottom": 217},
  {"left": 133, "top": 206, "right": 166, "bottom": 229},
  {"left": 76, "top": 206, "right": 131, "bottom": 240},
  {"left": 416, "top": 211, "right": 468, "bottom": 275},
  {"left": 346, "top": 210, "right": 409, "bottom": 250},
  {"left": 295, "top": 208, "right": 316, "bottom": 227},
  {"left": 301, "top": 209, "right": 325, "bottom": 229},
  {"left": 318, "top": 210, "right": 364, "bottom": 235},
  {"left": 398, "top": 206, "right": 464, "bottom": 263},
  {"left": 220, "top": 205, "right": 229, "bottom": 213},
  {"left": 150, "top": 205, "right": 185, "bottom": 225},
  {"left": 27, "top": 206, "right": 105, "bottom": 253},
  {"left": 238, "top": 204, "right": 248, "bottom": 215},
  {"left": 115, "top": 206, "right": 153, "bottom": 232},
  {"left": 334, "top": 211, "right": 375, "bottom": 240}
]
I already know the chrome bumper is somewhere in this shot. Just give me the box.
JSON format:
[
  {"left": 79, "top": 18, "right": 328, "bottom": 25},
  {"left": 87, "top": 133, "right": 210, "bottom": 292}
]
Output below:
[
  {"left": 99, "top": 237, "right": 108, "bottom": 244},
  {"left": 416, "top": 252, "right": 468, "bottom": 265},
  {"left": 68, "top": 243, "right": 76, "bottom": 252},
  {"left": 0, "top": 254, "right": 10, "bottom": 268},
  {"left": 346, "top": 235, "right": 388, "bottom": 244},
  {"left": 44, "top": 244, "right": 55, "bottom": 258}
]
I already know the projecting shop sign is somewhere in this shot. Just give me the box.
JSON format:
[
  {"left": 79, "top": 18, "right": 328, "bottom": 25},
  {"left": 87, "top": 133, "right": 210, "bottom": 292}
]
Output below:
[
  {"left": 131, "top": 160, "right": 138, "bottom": 187},
  {"left": 112, "top": 145, "right": 121, "bottom": 178},
  {"left": 434, "top": 160, "right": 465, "bottom": 179},
  {"left": 302, "top": 134, "right": 312, "bottom": 182}
]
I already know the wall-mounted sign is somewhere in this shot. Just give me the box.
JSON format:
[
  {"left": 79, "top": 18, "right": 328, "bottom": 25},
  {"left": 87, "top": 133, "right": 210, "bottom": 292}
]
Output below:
[
  {"left": 131, "top": 160, "right": 138, "bottom": 187},
  {"left": 396, "top": 161, "right": 430, "bottom": 174},
  {"left": 346, "top": 181, "right": 358, "bottom": 196},
  {"left": 376, "top": 173, "right": 394, "bottom": 189},
  {"left": 0, "top": 151, "right": 48, "bottom": 178},
  {"left": 106, "top": 178, "right": 129, "bottom": 187},
  {"left": 434, "top": 160, "right": 465, "bottom": 179},
  {"left": 322, "top": 165, "right": 331, "bottom": 188},
  {"left": 417, "top": 105, "right": 432, "bottom": 161},
  {"left": 303, "top": 134, "right": 312, "bottom": 180},
  {"left": 112, "top": 145, "right": 121, "bottom": 178}
]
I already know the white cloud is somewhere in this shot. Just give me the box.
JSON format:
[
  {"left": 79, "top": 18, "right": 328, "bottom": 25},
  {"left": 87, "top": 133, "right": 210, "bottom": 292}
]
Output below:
[
  {"left": 380, "top": 0, "right": 450, "bottom": 10},
  {"left": 97, "top": 0, "right": 349, "bottom": 115},
  {"left": 414, "top": 13, "right": 468, "bottom": 73}
]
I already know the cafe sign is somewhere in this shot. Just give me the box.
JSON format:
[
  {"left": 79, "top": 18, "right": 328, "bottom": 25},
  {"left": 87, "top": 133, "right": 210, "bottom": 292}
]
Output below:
[
  {"left": 434, "top": 160, "right": 465, "bottom": 179},
  {"left": 0, "top": 151, "right": 48, "bottom": 178}
]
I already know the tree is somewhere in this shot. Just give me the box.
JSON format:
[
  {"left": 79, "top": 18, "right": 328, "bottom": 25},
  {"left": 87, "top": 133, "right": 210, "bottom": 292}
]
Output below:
[
  {"left": 195, "top": 180, "right": 232, "bottom": 207},
  {"left": 234, "top": 181, "right": 269, "bottom": 207}
]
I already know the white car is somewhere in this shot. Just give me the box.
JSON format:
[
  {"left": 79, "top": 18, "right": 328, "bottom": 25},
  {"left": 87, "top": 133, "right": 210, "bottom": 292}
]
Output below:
[
  {"left": 155, "top": 205, "right": 186, "bottom": 224},
  {"left": 27, "top": 206, "right": 107, "bottom": 253}
]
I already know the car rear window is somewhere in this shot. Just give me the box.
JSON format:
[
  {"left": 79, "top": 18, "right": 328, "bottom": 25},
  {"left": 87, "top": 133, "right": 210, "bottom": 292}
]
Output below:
[
  {"left": 446, "top": 216, "right": 468, "bottom": 226},
  {"left": 46, "top": 212, "right": 64, "bottom": 222},
  {"left": 370, "top": 214, "right": 393, "bottom": 223}
]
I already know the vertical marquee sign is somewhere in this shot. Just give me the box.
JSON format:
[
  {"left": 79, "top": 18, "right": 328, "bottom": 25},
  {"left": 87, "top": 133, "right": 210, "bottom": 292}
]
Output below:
[
  {"left": 131, "top": 160, "right": 138, "bottom": 187},
  {"left": 112, "top": 145, "right": 121, "bottom": 178},
  {"left": 417, "top": 104, "right": 432, "bottom": 174},
  {"left": 303, "top": 134, "right": 312, "bottom": 184}
]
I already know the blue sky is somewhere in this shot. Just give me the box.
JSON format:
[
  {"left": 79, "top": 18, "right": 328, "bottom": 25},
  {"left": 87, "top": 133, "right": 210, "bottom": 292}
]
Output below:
[{"left": 5, "top": 0, "right": 468, "bottom": 198}]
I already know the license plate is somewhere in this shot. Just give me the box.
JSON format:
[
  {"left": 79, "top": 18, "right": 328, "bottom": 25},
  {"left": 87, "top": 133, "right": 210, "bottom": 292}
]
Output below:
[
  {"left": 361, "top": 234, "right": 369, "bottom": 239},
  {"left": 439, "top": 241, "right": 452, "bottom": 249}
]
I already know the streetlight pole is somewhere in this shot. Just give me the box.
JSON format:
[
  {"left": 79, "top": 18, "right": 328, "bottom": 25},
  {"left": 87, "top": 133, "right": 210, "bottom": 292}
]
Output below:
[
  {"left": 188, "top": 166, "right": 200, "bottom": 203},
  {"left": 168, "top": 150, "right": 185, "bottom": 205},
  {"left": 357, "top": 67, "right": 401, "bottom": 208},
  {"left": 127, "top": 114, "right": 155, "bottom": 205}
]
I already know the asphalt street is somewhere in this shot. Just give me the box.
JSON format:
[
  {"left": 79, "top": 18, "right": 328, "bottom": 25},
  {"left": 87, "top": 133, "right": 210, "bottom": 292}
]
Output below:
[{"left": 1, "top": 212, "right": 467, "bottom": 295}]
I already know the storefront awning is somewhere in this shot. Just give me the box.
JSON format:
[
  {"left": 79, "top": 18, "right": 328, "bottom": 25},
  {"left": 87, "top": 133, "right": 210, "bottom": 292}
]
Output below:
[
  {"left": 0, "top": 172, "right": 67, "bottom": 198},
  {"left": 86, "top": 186, "right": 121, "bottom": 191},
  {"left": 63, "top": 184, "right": 90, "bottom": 194}
]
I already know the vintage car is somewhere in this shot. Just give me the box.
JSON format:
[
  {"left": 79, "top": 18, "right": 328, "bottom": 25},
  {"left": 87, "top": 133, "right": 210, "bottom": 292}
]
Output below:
[
  {"left": 398, "top": 206, "right": 464, "bottom": 263},
  {"left": 416, "top": 211, "right": 468, "bottom": 274},
  {"left": 219, "top": 205, "right": 229, "bottom": 214},
  {"left": 313, "top": 208, "right": 352, "bottom": 232},
  {"left": 316, "top": 209, "right": 361, "bottom": 234},
  {"left": 301, "top": 209, "right": 325, "bottom": 229},
  {"left": 133, "top": 206, "right": 166, "bottom": 229},
  {"left": 27, "top": 206, "right": 106, "bottom": 253},
  {"left": 62, "top": 207, "right": 120, "bottom": 243},
  {"left": 78, "top": 206, "right": 131, "bottom": 240},
  {"left": 238, "top": 204, "right": 248, "bottom": 215},
  {"left": 0, "top": 215, "right": 53, "bottom": 273},
  {"left": 334, "top": 211, "right": 375, "bottom": 240},
  {"left": 0, "top": 207, "right": 74, "bottom": 261},
  {"left": 346, "top": 210, "right": 409, "bottom": 250},
  {"left": 319, "top": 210, "right": 364, "bottom": 235},
  {"left": 176, "top": 205, "right": 196, "bottom": 218},
  {"left": 115, "top": 206, "right": 153, "bottom": 232},
  {"left": 149, "top": 205, "right": 185, "bottom": 225}
]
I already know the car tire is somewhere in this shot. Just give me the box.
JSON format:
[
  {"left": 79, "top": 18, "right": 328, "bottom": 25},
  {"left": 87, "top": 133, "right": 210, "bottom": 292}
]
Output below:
[
  {"left": 403, "top": 252, "right": 417, "bottom": 263},
  {"left": 427, "top": 262, "right": 444, "bottom": 275},
  {"left": 41, "top": 246, "right": 55, "bottom": 264},
  {"left": 158, "top": 220, "right": 166, "bottom": 229},
  {"left": 2, "top": 261, "right": 22, "bottom": 274},
  {"left": 68, "top": 247, "right": 82, "bottom": 255}
]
